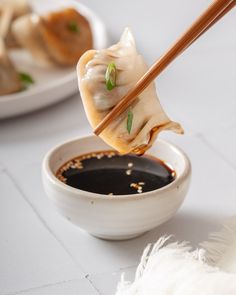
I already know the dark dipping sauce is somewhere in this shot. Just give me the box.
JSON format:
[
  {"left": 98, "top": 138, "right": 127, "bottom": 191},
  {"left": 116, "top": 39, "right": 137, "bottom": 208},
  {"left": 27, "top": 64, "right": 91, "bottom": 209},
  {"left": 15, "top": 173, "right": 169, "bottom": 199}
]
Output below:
[{"left": 56, "top": 151, "right": 176, "bottom": 195}]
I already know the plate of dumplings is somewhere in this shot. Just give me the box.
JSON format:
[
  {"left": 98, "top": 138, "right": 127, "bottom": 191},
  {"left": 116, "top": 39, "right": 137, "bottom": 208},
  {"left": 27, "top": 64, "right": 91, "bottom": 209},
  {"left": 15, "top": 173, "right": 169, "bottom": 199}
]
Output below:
[{"left": 0, "top": 0, "right": 108, "bottom": 119}]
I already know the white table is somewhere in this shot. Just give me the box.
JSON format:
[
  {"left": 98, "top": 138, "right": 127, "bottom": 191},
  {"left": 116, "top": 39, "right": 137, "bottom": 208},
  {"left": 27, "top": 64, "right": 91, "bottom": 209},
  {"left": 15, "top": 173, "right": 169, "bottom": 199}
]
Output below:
[{"left": 1, "top": 0, "right": 236, "bottom": 294}]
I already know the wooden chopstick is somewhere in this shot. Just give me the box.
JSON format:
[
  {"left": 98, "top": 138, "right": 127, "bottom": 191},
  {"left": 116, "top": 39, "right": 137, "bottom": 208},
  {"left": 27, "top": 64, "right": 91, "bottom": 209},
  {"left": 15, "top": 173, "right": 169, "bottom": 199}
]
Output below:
[{"left": 94, "top": 0, "right": 235, "bottom": 136}]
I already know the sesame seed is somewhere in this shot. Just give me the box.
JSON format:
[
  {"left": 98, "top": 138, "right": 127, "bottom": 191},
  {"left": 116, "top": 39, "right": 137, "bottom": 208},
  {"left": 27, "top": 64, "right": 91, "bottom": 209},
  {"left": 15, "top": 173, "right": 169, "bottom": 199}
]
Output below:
[
  {"left": 126, "top": 169, "right": 132, "bottom": 175},
  {"left": 130, "top": 183, "right": 139, "bottom": 189}
]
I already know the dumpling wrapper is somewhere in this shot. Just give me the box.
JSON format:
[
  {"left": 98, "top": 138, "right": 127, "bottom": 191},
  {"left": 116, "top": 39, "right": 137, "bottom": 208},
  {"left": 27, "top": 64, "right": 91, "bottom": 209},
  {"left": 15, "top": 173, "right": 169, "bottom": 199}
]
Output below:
[
  {"left": 12, "top": 8, "right": 93, "bottom": 66},
  {"left": 0, "top": 0, "right": 30, "bottom": 17},
  {"left": 77, "top": 28, "right": 183, "bottom": 155},
  {"left": 0, "top": 39, "right": 21, "bottom": 95},
  {"left": 0, "top": 0, "right": 31, "bottom": 48}
]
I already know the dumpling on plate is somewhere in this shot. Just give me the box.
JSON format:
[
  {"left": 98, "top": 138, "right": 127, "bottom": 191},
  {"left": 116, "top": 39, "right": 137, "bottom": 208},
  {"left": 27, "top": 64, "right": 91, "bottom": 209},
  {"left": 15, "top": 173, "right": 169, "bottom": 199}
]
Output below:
[
  {"left": 0, "top": 0, "right": 31, "bottom": 16},
  {"left": 0, "top": 0, "right": 31, "bottom": 48},
  {"left": 12, "top": 8, "right": 93, "bottom": 66},
  {"left": 0, "top": 39, "right": 21, "bottom": 95},
  {"left": 77, "top": 28, "right": 183, "bottom": 155}
]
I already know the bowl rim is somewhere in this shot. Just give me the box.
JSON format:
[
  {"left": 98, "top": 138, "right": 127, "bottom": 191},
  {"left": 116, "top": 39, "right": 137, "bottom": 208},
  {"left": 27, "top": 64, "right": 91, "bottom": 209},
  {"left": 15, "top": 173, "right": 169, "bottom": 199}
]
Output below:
[{"left": 42, "top": 135, "right": 191, "bottom": 200}]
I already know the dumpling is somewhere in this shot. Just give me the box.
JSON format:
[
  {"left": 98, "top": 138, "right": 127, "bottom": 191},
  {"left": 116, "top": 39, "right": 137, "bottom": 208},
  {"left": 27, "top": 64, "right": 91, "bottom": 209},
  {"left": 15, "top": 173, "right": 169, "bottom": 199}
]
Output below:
[
  {"left": 77, "top": 28, "right": 183, "bottom": 155},
  {"left": 0, "top": 39, "right": 21, "bottom": 95},
  {"left": 12, "top": 8, "right": 93, "bottom": 66},
  {"left": 0, "top": 0, "right": 31, "bottom": 17},
  {"left": 0, "top": 0, "right": 31, "bottom": 48}
]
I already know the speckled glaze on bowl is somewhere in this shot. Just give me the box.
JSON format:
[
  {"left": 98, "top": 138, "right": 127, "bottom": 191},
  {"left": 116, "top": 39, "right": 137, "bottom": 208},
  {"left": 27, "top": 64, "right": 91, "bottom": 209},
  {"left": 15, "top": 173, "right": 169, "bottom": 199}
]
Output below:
[{"left": 42, "top": 135, "right": 191, "bottom": 240}]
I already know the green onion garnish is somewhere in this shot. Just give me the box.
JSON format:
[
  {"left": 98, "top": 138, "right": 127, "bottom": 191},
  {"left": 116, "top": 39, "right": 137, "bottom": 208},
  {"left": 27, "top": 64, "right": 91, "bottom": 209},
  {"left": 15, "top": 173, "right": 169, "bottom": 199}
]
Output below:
[
  {"left": 105, "top": 62, "right": 116, "bottom": 91},
  {"left": 68, "top": 21, "right": 80, "bottom": 33},
  {"left": 127, "top": 110, "right": 133, "bottom": 134},
  {"left": 19, "top": 72, "right": 34, "bottom": 90}
]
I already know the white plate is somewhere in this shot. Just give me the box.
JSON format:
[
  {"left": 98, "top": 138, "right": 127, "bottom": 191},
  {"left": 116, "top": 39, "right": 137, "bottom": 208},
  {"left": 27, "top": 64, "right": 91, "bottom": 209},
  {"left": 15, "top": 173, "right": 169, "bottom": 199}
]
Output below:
[{"left": 0, "top": 0, "right": 108, "bottom": 119}]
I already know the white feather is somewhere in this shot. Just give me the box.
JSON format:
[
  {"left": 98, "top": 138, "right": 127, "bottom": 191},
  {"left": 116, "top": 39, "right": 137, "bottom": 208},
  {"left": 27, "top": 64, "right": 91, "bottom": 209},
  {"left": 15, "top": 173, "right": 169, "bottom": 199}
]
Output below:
[
  {"left": 116, "top": 216, "right": 236, "bottom": 295},
  {"left": 201, "top": 216, "right": 236, "bottom": 273}
]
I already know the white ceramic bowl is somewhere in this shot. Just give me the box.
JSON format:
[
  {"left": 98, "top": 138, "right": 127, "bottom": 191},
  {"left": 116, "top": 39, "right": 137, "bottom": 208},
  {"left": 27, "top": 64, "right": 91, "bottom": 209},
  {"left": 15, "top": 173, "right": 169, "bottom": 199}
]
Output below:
[{"left": 42, "top": 135, "right": 191, "bottom": 240}]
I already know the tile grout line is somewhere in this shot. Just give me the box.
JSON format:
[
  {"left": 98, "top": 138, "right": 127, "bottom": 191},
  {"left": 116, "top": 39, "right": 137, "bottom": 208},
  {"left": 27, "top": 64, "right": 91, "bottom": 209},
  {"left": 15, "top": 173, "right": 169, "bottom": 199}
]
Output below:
[
  {"left": 4, "top": 278, "right": 87, "bottom": 295},
  {"left": 196, "top": 133, "right": 236, "bottom": 172},
  {"left": 85, "top": 275, "right": 103, "bottom": 295},
  {"left": 4, "top": 265, "right": 137, "bottom": 295},
  {"left": 85, "top": 264, "right": 137, "bottom": 295},
  {"left": 3, "top": 169, "right": 87, "bottom": 276}
]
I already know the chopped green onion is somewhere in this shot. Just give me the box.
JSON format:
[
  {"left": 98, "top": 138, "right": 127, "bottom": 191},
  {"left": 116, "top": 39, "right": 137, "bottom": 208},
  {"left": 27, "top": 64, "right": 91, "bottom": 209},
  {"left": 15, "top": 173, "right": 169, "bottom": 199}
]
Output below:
[
  {"left": 68, "top": 21, "right": 80, "bottom": 33},
  {"left": 19, "top": 72, "right": 34, "bottom": 90},
  {"left": 127, "top": 110, "right": 133, "bottom": 134},
  {"left": 19, "top": 72, "right": 34, "bottom": 84},
  {"left": 105, "top": 62, "right": 116, "bottom": 91}
]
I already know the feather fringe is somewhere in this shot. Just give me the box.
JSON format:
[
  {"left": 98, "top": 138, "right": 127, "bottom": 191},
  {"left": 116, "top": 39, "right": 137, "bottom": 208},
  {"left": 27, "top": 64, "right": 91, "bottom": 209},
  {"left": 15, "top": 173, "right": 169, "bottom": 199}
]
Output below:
[
  {"left": 116, "top": 216, "right": 236, "bottom": 295},
  {"left": 135, "top": 235, "right": 171, "bottom": 281},
  {"left": 201, "top": 216, "right": 236, "bottom": 272}
]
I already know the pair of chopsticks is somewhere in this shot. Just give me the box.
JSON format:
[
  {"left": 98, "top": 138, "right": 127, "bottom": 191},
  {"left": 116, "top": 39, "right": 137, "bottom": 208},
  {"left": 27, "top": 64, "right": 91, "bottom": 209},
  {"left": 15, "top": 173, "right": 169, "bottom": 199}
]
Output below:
[{"left": 94, "top": 0, "right": 236, "bottom": 136}]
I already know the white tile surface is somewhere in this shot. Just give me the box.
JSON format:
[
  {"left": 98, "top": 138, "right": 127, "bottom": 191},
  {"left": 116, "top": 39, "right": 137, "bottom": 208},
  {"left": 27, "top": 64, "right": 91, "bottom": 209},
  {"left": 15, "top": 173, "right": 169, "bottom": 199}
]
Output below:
[
  {"left": 15, "top": 279, "right": 98, "bottom": 295},
  {"left": 201, "top": 127, "right": 236, "bottom": 169},
  {"left": 160, "top": 133, "right": 236, "bottom": 217},
  {"left": 156, "top": 50, "right": 236, "bottom": 134},
  {"left": 0, "top": 161, "right": 4, "bottom": 172},
  {"left": 0, "top": 95, "right": 90, "bottom": 170},
  {"left": 1, "top": 0, "right": 236, "bottom": 294},
  {"left": 0, "top": 172, "right": 83, "bottom": 295}
]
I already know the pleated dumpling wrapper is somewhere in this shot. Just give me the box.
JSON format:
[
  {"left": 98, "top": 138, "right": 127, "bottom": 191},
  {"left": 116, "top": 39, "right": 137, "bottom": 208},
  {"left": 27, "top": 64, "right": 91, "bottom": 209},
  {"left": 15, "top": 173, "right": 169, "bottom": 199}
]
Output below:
[
  {"left": 77, "top": 28, "right": 183, "bottom": 154},
  {"left": 12, "top": 8, "right": 93, "bottom": 66}
]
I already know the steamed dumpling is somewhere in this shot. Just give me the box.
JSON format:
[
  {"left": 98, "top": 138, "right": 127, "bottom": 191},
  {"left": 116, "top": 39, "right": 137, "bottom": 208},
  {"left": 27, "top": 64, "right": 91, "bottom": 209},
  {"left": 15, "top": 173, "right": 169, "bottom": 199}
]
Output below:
[
  {"left": 77, "top": 28, "right": 183, "bottom": 154},
  {"left": 12, "top": 8, "right": 93, "bottom": 66},
  {"left": 0, "top": 39, "right": 21, "bottom": 95},
  {"left": 0, "top": 0, "right": 30, "bottom": 16},
  {"left": 0, "top": 0, "right": 31, "bottom": 48}
]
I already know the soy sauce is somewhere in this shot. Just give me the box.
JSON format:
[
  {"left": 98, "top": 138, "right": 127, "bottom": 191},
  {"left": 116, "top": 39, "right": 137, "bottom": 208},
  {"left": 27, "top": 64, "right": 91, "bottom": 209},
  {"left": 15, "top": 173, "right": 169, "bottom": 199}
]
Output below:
[{"left": 56, "top": 151, "right": 175, "bottom": 195}]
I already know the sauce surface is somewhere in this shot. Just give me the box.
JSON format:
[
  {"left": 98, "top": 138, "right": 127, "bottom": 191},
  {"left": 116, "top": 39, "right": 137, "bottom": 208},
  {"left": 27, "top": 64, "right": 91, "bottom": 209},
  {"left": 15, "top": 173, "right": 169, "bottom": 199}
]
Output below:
[{"left": 56, "top": 151, "right": 175, "bottom": 195}]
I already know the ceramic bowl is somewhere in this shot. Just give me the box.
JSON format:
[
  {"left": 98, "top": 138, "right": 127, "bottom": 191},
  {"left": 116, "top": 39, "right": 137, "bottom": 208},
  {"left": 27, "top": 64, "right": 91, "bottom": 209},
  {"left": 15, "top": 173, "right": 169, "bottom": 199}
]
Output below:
[{"left": 42, "top": 135, "right": 191, "bottom": 240}]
